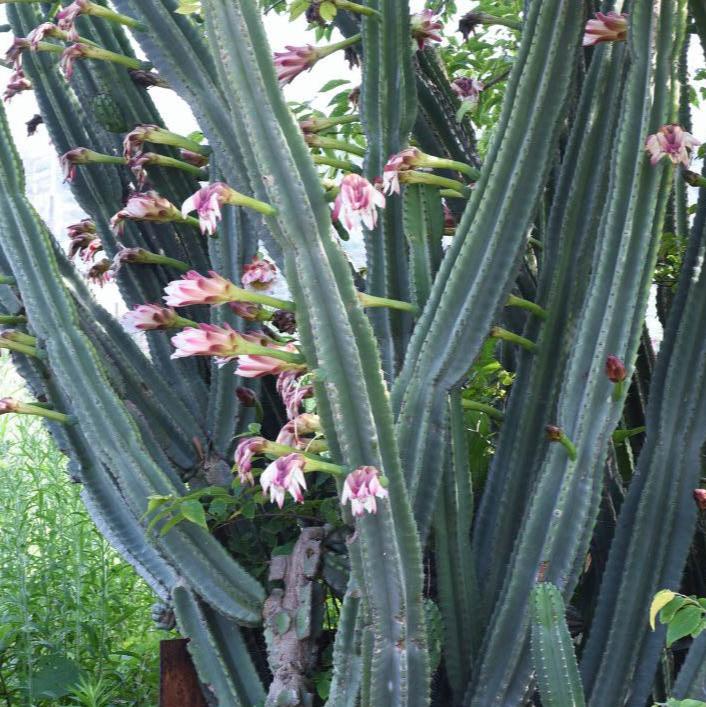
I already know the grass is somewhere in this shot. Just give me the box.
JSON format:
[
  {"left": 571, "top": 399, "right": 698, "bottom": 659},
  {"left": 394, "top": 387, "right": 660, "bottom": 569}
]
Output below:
[{"left": 0, "top": 362, "right": 163, "bottom": 706}]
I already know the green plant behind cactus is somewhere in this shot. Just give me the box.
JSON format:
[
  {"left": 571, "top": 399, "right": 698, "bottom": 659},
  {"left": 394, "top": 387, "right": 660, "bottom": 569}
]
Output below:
[{"left": 1, "top": 0, "right": 706, "bottom": 704}]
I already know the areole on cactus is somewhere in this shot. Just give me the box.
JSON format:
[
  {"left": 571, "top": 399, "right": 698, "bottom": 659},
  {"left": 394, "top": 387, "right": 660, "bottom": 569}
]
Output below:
[{"left": 0, "top": 0, "right": 706, "bottom": 706}]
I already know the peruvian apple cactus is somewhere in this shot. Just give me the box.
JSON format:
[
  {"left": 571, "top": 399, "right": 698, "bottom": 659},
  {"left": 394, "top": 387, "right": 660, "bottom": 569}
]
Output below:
[{"left": 1, "top": 0, "right": 706, "bottom": 705}]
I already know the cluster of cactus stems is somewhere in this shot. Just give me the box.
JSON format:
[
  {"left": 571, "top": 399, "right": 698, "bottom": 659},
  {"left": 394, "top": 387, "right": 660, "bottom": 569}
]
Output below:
[{"left": 1, "top": 0, "right": 706, "bottom": 704}]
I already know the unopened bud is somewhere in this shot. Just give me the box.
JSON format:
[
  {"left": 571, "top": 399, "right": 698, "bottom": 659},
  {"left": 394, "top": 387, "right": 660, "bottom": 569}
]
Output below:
[
  {"left": 605, "top": 355, "right": 626, "bottom": 383},
  {"left": 545, "top": 425, "right": 562, "bottom": 441},
  {"left": 236, "top": 387, "right": 257, "bottom": 407},
  {"left": 0, "top": 397, "right": 21, "bottom": 414},
  {"left": 694, "top": 489, "right": 706, "bottom": 511}
]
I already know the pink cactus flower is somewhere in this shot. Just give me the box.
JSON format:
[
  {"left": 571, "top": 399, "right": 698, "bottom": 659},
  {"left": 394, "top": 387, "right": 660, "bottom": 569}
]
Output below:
[
  {"left": 241, "top": 255, "right": 277, "bottom": 290},
  {"left": 3, "top": 70, "right": 32, "bottom": 102},
  {"left": 333, "top": 174, "right": 386, "bottom": 237},
  {"left": 180, "top": 149, "right": 209, "bottom": 168},
  {"left": 56, "top": 0, "right": 90, "bottom": 35},
  {"left": 87, "top": 258, "right": 112, "bottom": 286},
  {"left": 59, "top": 43, "right": 90, "bottom": 80},
  {"left": 443, "top": 203, "right": 456, "bottom": 231},
  {"left": 382, "top": 147, "right": 422, "bottom": 195},
  {"left": 236, "top": 338, "right": 301, "bottom": 379},
  {"left": 234, "top": 436, "right": 267, "bottom": 485},
  {"left": 163, "top": 270, "right": 238, "bottom": 307},
  {"left": 5, "top": 38, "right": 30, "bottom": 71},
  {"left": 110, "top": 191, "right": 183, "bottom": 235},
  {"left": 128, "top": 153, "right": 154, "bottom": 188},
  {"left": 451, "top": 77, "right": 484, "bottom": 105},
  {"left": 60, "top": 148, "right": 92, "bottom": 182},
  {"left": 67, "top": 218, "right": 96, "bottom": 239},
  {"left": 410, "top": 10, "right": 443, "bottom": 50},
  {"left": 0, "top": 398, "right": 21, "bottom": 415},
  {"left": 123, "top": 124, "right": 161, "bottom": 160},
  {"left": 277, "top": 370, "right": 315, "bottom": 420},
  {"left": 273, "top": 45, "right": 319, "bottom": 85},
  {"left": 121, "top": 304, "right": 181, "bottom": 333},
  {"left": 68, "top": 233, "right": 102, "bottom": 262},
  {"left": 229, "top": 301, "right": 264, "bottom": 321},
  {"left": 341, "top": 466, "right": 388, "bottom": 517},
  {"left": 112, "top": 246, "right": 151, "bottom": 270},
  {"left": 645, "top": 125, "right": 700, "bottom": 168},
  {"left": 260, "top": 453, "right": 307, "bottom": 508},
  {"left": 582, "top": 12, "right": 628, "bottom": 47},
  {"left": 181, "top": 182, "right": 234, "bottom": 236},
  {"left": 170, "top": 323, "right": 243, "bottom": 361},
  {"left": 275, "top": 413, "right": 321, "bottom": 448},
  {"left": 27, "top": 23, "right": 64, "bottom": 49}
]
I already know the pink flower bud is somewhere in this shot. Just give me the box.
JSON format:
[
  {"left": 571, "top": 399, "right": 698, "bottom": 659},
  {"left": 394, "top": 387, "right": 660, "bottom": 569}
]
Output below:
[
  {"left": 112, "top": 246, "right": 151, "bottom": 270},
  {"left": 181, "top": 182, "right": 234, "bottom": 236},
  {"left": 582, "top": 11, "right": 628, "bottom": 47},
  {"left": 241, "top": 255, "right": 277, "bottom": 290},
  {"left": 163, "top": 270, "right": 238, "bottom": 307},
  {"left": 382, "top": 147, "right": 422, "bottom": 195},
  {"left": 229, "top": 301, "right": 264, "bottom": 321},
  {"left": 410, "top": 10, "right": 443, "bottom": 50},
  {"left": 234, "top": 436, "right": 267, "bottom": 485},
  {"left": 273, "top": 45, "right": 319, "bottom": 85},
  {"left": 0, "top": 398, "right": 21, "bottom": 415},
  {"left": 260, "top": 453, "right": 307, "bottom": 507},
  {"left": 110, "top": 191, "right": 183, "bottom": 235},
  {"left": 67, "top": 219, "right": 96, "bottom": 239},
  {"left": 170, "top": 323, "right": 243, "bottom": 361},
  {"left": 121, "top": 304, "right": 181, "bottom": 333},
  {"left": 3, "top": 69, "right": 32, "bottom": 103},
  {"left": 605, "top": 355, "right": 627, "bottom": 383},
  {"left": 694, "top": 489, "right": 706, "bottom": 512},
  {"left": 180, "top": 149, "right": 209, "bottom": 168},
  {"left": 333, "top": 174, "right": 386, "bottom": 237},
  {"left": 341, "top": 466, "right": 388, "bottom": 517},
  {"left": 545, "top": 425, "right": 562, "bottom": 442},
  {"left": 645, "top": 125, "right": 700, "bottom": 168},
  {"left": 275, "top": 413, "right": 321, "bottom": 448}
]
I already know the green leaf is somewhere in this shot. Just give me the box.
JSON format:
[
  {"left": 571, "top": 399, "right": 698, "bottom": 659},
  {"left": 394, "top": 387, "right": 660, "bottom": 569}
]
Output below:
[
  {"left": 320, "top": 79, "right": 350, "bottom": 93},
  {"left": 289, "top": 0, "right": 309, "bottom": 20},
  {"left": 31, "top": 655, "right": 80, "bottom": 698},
  {"left": 666, "top": 606, "right": 704, "bottom": 647},
  {"left": 660, "top": 596, "right": 689, "bottom": 625},
  {"left": 180, "top": 499, "right": 208, "bottom": 529},
  {"left": 319, "top": 1, "right": 337, "bottom": 20},
  {"left": 650, "top": 590, "right": 677, "bottom": 629}
]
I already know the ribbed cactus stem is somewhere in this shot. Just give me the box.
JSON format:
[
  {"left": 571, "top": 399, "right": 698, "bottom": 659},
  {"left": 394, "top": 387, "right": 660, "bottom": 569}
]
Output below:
[
  {"left": 506, "top": 294, "right": 547, "bottom": 320},
  {"left": 489, "top": 326, "right": 537, "bottom": 352},
  {"left": 460, "top": 399, "right": 505, "bottom": 422}
]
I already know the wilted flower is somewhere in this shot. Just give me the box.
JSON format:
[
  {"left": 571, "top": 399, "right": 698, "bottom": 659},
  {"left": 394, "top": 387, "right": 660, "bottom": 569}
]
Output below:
[
  {"left": 274, "top": 44, "right": 319, "bottom": 85},
  {"left": 582, "top": 11, "right": 628, "bottom": 47},
  {"left": 5, "top": 37, "right": 31, "bottom": 70},
  {"left": 60, "top": 148, "right": 92, "bottom": 182},
  {"left": 451, "top": 77, "right": 484, "bottom": 105},
  {"left": 59, "top": 43, "right": 90, "bottom": 80},
  {"left": 410, "top": 10, "right": 443, "bottom": 50},
  {"left": 457, "top": 11, "right": 483, "bottom": 40},
  {"left": 277, "top": 370, "right": 314, "bottom": 419},
  {"left": 645, "top": 125, "right": 700, "bottom": 168},
  {"left": 28, "top": 22, "right": 64, "bottom": 49},
  {"left": 56, "top": 0, "right": 90, "bottom": 35},
  {"left": 382, "top": 147, "right": 422, "bottom": 195},
  {"left": 129, "top": 69, "right": 170, "bottom": 89},
  {"left": 180, "top": 149, "right": 209, "bottom": 168},
  {"left": 234, "top": 436, "right": 267, "bottom": 485},
  {"left": 181, "top": 182, "right": 233, "bottom": 236},
  {"left": 123, "top": 124, "right": 161, "bottom": 159},
  {"left": 87, "top": 258, "right": 112, "bottom": 286},
  {"left": 276, "top": 413, "right": 321, "bottom": 448},
  {"left": 0, "top": 398, "right": 21, "bottom": 415},
  {"left": 348, "top": 86, "right": 360, "bottom": 108},
  {"left": 170, "top": 323, "right": 243, "bottom": 361},
  {"left": 694, "top": 489, "right": 706, "bottom": 512},
  {"left": 110, "top": 191, "right": 183, "bottom": 235},
  {"left": 112, "top": 246, "right": 152, "bottom": 270},
  {"left": 260, "top": 453, "right": 307, "bottom": 507},
  {"left": 333, "top": 174, "right": 386, "bottom": 237},
  {"left": 605, "top": 355, "right": 627, "bottom": 383},
  {"left": 3, "top": 70, "right": 32, "bottom": 102},
  {"left": 163, "top": 270, "right": 238, "bottom": 307},
  {"left": 443, "top": 203, "right": 456, "bottom": 232},
  {"left": 127, "top": 153, "right": 154, "bottom": 188},
  {"left": 242, "top": 255, "right": 277, "bottom": 290},
  {"left": 68, "top": 235, "right": 102, "bottom": 263},
  {"left": 272, "top": 309, "right": 297, "bottom": 334},
  {"left": 341, "top": 466, "right": 388, "bottom": 517},
  {"left": 67, "top": 219, "right": 96, "bottom": 239},
  {"left": 121, "top": 304, "right": 182, "bottom": 333},
  {"left": 235, "top": 386, "right": 257, "bottom": 407}
]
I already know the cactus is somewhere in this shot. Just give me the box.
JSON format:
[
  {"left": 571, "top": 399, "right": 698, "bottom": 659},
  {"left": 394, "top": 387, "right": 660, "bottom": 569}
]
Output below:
[{"left": 1, "top": 0, "right": 706, "bottom": 705}]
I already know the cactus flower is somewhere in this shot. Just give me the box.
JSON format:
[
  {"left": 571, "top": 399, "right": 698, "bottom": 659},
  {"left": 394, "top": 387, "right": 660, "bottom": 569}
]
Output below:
[
  {"left": 87, "top": 258, "right": 112, "bottom": 286},
  {"left": 242, "top": 255, "right": 277, "bottom": 290},
  {"left": 333, "top": 174, "right": 386, "bottom": 237},
  {"left": 234, "top": 436, "right": 267, "bottom": 485},
  {"left": 67, "top": 218, "right": 96, "bottom": 239},
  {"left": 170, "top": 323, "right": 244, "bottom": 361},
  {"left": 3, "top": 70, "right": 32, "bottom": 102},
  {"left": 276, "top": 413, "right": 321, "bottom": 448},
  {"left": 164, "top": 270, "right": 239, "bottom": 307},
  {"left": 68, "top": 235, "right": 102, "bottom": 263},
  {"left": 123, "top": 124, "right": 162, "bottom": 159},
  {"left": 693, "top": 489, "right": 706, "bottom": 511},
  {"left": 121, "top": 304, "right": 182, "bottom": 333},
  {"left": 28, "top": 23, "right": 66, "bottom": 49},
  {"left": 260, "top": 453, "right": 307, "bottom": 507},
  {"left": 0, "top": 398, "right": 21, "bottom": 415},
  {"left": 59, "top": 44, "right": 91, "bottom": 80},
  {"left": 382, "top": 147, "right": 423, "bottom": 195},
  {"left": 271, "top": 310, "right": 297, "bottom": 334},
  {"left": 60, "top": 148, "right": 90, "bottom": 182},
  {"left": 605, "top": 355, "right": 627, "bottom": 383},
  {"left": 5, "top": 38, "right": 30, "bottom": 70},
  {"left": 180, "top": 149, "right": 209, "bottom": 168},
  {"left": 582, "top": 12, "right": 628, "bottom": 47},
  {"left": 236, "top": 339, "right": 302, "bottom": 379},
  {"left": 273, "top": 45, "right": 319, "bottom": 85},
  {"left": 451, "top": 77, "right": 484, "bottom": 105},
  {"left": 410, "top": 10, "right": 443, "bottom": 50},
  {"left": 645, "top": 125, "right": 700, "bottom": 168},
  {"left": 341, "top": 466, "right": 388, "bottom": 517},
  {"left": 277, "top": 370, "right": 314, "bottom": 420},
  {"left": 229, "top": 301, "right": 264, "bottom": 321},
  {"left": 110, "top": 192, "right": 184, "bottom": 234},
  {"left": 56, "top": 0, "right": 90, "bottom": 34}
]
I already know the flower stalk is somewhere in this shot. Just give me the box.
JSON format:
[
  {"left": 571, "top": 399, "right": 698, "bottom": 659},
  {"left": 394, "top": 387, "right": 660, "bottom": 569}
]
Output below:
[
  {"left": 399, "top": 170, "right": 470, "bottom": 195},
  {"left": 490, "top": 326, "right": 537, "bottom": 352},
  {"left": 506, "top": 294, "right": 547, "bottom": 320},
  {"left": 73, "top": 1, "right": 146, "bottom": 31},
  {"left": 305, "top": 134, "right": 366, "bottom": 158},
  {"left": 312, "top": 155, "right": 361, "bottom": 174},
  {"left": 545, "top": 425, "right": 577, "bottom": 461},
  {"left": 461, "top": 399, "right": 505, "bottom": 422},
  {"left": 0, "top": 398, "right": 74, "bottom": 424},
  {"left": 0, "top": 315, "right": 26, "bottom": 325},
  {"left": 357, "top": 292, "right": 418, "bottom": 314}
]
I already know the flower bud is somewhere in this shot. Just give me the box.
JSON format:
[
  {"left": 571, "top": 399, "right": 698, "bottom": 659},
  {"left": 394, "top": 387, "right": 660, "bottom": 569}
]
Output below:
[
  {"left": 0, "top": 397, "right": 21, "bottom": 414},
  {"left": 605, "top": 355, "right": 626, "bottom": 383},
  {"left": 236, "top": 387, "right": 257, "bottom": 407},
  {"left": 545, "top": 425, "right": 562, "bottom": 441},
  {"left": 694, "top": 489, "right": 706, "bottom": 512}
]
